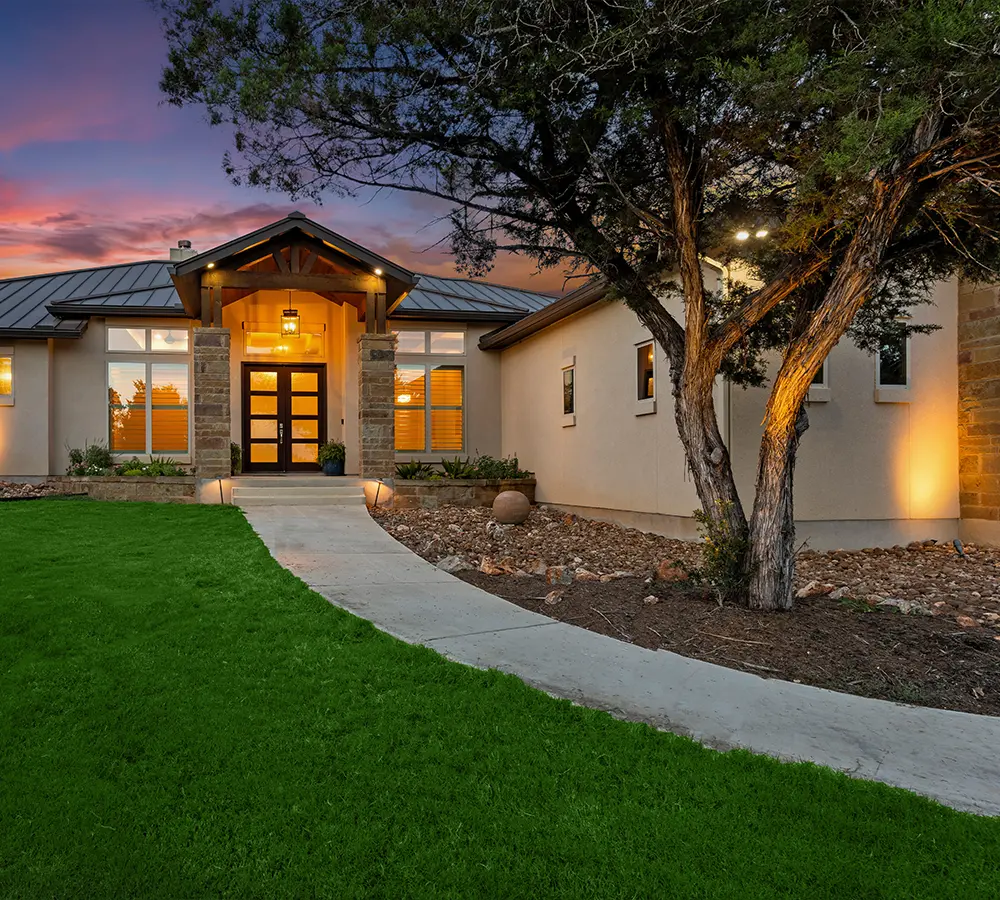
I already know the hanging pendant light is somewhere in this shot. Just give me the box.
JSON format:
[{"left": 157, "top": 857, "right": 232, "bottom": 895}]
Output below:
[{"left": 281, "top": 291, "right": 300, "bottom": 337}]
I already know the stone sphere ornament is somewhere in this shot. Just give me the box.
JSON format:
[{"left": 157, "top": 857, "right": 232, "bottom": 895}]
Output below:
[{"left": 493, "top": 490, "right": 530, "bottom": 525}]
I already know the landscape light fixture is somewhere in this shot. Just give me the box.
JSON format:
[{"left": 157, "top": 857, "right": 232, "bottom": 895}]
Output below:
[
  {"left": 735, "top": 230, "right": 750, "bottom": 241},
  {"left": 756, "top": 229, "right": 769, "bottom": 238}
]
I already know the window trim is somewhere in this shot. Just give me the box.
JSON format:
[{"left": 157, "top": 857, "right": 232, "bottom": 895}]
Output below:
[
  {"left": 107, "top": 360, "right": 192, "bottom": 458},
  {"left": 392, "top": 361, "right": 467, "bottom": 454},
  {"left": 562, "top": 363, "right": 576, "bottom": 426},
  {"left": 0, "top": 346, "right": 12, "bottom": 407},
  {"left": 635, "top": 340, "right": 656, "bottom": 416},
  {"left": 807, "top": 358, "right": 830, "bottom": 403},
  {"left": 875, "top": 331, "right": 911, "bottom": 403}
]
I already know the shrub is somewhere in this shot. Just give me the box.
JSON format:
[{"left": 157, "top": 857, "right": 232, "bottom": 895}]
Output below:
[
  {"left": 692, "top": 502, "right": 747, "bottom": 601},
  {"left": 441, "top": 457, "right": 477, "bottom": 479},
  {"left": 65, "top": 441, "right": 115, "bottom": 476},
  {"left": 113, "top": 456, "right": 188, "bottom": 477},
  {"left": 470, "top": 453, "right": 533, "bottom": 480},
  {"left": 231, "top": 442, "right": 243, "bottom": 475},
  {"left": 317, "top": 441, "right": 346, "bottom": 465},
  {"left": 395, "top": 460, "right": 435, "bottom": 479}
]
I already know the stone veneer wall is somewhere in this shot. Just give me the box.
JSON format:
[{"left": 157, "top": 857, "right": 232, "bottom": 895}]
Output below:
[
  {"left": 392, "top": 478, "right": 537, "bottom": 510},
  {"left": 958, "top": 281, "right": 1000, "bottom": 526},
  {"left": 48, "top": 476, "right": 197, "bottom": 503},
  {"left": 193, "top": 328, "right": 232, "bottom": 479},
  {"left": 358, "top": 332, "right": 396, "bottom": 478}
]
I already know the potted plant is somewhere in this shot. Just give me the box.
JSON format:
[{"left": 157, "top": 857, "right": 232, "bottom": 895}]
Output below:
[{"left": 317, "top": 440, "right": 346, "bottom": 476}]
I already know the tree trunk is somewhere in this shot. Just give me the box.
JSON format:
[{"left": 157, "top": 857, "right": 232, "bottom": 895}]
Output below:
[
  {"left": 673, "top": 370, "right": 748, "bottom": 592},
  {"left": 744, "top": 406, "right": 809, "bottom": 610}
]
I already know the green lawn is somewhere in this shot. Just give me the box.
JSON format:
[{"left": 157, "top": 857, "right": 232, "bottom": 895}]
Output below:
[{"left": 1, "top": 501, "right": 997, "bottom": 899}]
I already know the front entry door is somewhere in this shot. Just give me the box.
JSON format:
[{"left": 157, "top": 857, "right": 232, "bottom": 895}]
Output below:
[{"left": 243, "top": 365, "right": 326, "bottom": 472}]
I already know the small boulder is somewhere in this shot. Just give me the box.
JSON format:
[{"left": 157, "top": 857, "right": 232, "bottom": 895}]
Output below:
[
  {"left": 493, "top": 490, "right": 530, "bottom": 525},
  {"left": 544, "top": 589, "right": 564, "bottom": 605},
  {"left": 479, "top": 556, "right": 506, "bottom": 576},
  {"left": 525, "top": 559, "right": 548, "bottom": 576},
  {"left": 546, "top": 565, "right": 574, "bottom": 585},
  {"left": 655, "top": 560, "right": 689, "bottom": 582},
  {"left": 877, "top": 597, "right": 932, "bottom": 616},
  {"left": 828, "top": 586, "right": 849, "bottom": 600},
  {"left": 642, "top": 595, "right": 660, "bottom": 605},
  {"left": 795, "top": 580, "right": 835, "bottom": 599},
  {"left": 436, "top": 555, "right": 472, "bottom": 574}
]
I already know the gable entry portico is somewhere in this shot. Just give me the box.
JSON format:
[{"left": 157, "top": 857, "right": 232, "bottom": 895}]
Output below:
[{"left": 168, "top": 212, "right": 415, "bottom": 481}]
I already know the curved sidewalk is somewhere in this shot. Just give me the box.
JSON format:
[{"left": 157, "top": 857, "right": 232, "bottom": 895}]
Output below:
[{"left": 245, "top": 505, "right": 1000, "bottom": 816}]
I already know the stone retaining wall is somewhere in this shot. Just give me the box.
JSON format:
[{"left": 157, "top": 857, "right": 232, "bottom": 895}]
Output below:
[
  {"left": 48, "top": 476, "right": 197, "bottom": 503},
  {"left": 391, "top": 478, "right": 536, "bottom": 509}
]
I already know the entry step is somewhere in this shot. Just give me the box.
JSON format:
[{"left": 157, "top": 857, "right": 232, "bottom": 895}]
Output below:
[{"left": 231, "top": 478, "right": 367, "bottom": 507}]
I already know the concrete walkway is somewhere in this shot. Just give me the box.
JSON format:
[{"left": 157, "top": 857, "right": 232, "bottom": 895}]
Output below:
[{"left": 245, "top": 505, "right": 1000, "bottom": 816}]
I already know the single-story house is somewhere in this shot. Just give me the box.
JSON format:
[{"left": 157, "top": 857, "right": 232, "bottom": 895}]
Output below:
[{"left": 1, "top": 212, "right": 997, "bottom": 548}]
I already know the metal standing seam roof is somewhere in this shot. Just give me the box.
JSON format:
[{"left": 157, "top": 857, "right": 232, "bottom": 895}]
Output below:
[{"left": 0, "top": 261, "right": 558, "bottom": 337}]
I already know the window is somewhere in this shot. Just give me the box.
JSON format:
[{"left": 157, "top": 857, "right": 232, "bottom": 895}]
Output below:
[
  {"left": 109, "top": 363, "right": 190, "bottom": 454},
  {"left": 562, "top": 365, "right": 575, "bottom": 421},
  {"left": 107, "top": 324, "right": 190, "bottom": 455},
  {"left": 811, "top": 360, "right": 827, "bottom": 387},
  {"left": 392, "top": 329, "right": 465, "bottom": 355},
  {"left": 243, "top": 322, "right": 325, "bottom": 358},
  {"left": 393, "top": 364, "right": 464, "bottom": 452},
  {"left": 0, "top": 349, "right": 11, "bottom": 406},
  {"left": 807, "top": 358, "right": 830, "bottom": 403},
  {"left": 637, "top": 343, "right": 655, "bottom": 400},
  {"left": 107, "top": 326, "right": 189, "bottom": 353},
  {"left": 877, "top": 334, "right": 909, "bottom": 388}
]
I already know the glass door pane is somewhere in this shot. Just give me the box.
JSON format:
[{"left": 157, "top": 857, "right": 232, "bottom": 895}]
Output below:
[
  {"left": 245, "top": 367, "right": 281, "bottom": 472},
  {"left": 286, "top": 367, "right": 324, "bottom": 471}
]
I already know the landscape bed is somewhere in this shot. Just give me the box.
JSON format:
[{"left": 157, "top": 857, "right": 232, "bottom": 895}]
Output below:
[
  {"left": 374, "top": 505, "right": 1000, "bottom": 716},
  {"left": 3, "top": 500, "right": 1000, "bottom": 896}
]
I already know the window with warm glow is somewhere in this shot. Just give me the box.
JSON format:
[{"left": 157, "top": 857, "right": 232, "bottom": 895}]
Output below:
[
  {"left": 108, "top": 326, "right": 190, "bottom": 454},
  {"left": 392, "top": 329, "right": 465, "bottom": 355},
  {"left": 637, "top": 343, "right": 654, "bottom": 400},
  {"left": 393, "top": 363, "right": 464, "bottom": 452},
  {"left": 244, "top": 323, "right": 325, "bottom": 358},
  {"left": 0, "top": 355, "right": 11, "bottom": 398}
]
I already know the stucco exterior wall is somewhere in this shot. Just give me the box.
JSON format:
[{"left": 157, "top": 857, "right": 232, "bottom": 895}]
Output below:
[
  {"left": 0, "top": 340, "right": 51, "bottom": 478},
  {"left": 499, "top": 278, "right": 961, "bottom": 549}
]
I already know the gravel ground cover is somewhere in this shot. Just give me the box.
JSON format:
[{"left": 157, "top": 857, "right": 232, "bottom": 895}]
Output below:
[
  {"left": 373, "top": 505, "right": 1000, "bottom": 715},
  {"left": 0, "top": 481, "right": 61, "bottom": 501}
]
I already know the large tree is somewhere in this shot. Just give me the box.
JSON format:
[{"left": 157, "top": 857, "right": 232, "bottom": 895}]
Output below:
[{"left": 159, "top": 0, "right": 1000, "bottom": 609}]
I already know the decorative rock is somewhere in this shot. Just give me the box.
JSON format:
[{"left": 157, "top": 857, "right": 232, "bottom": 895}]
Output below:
[
  {"left": 828, "top": 586, "right": 848, "bottom": 600},
  {"left": 877, "top": 597, "right": 933, "bottom": 616},
  {"left": 956, "top": 615, "right": 978, "bottom": 628},
  {"left": 395, "top": 524, "right": 410, "bottom": 534},
  {"left": 655, "top": 560, "right": 689, "bottom": 582},
  {"left": 525, "top": 559, "right": 548, "bottom": 576},
  {"left": 545, "top": 565, "right": 573, "bottom": 585},
  {"left": 479, "top": 556, "right": 505, "bottom": 576},
  {"left": 574, "top": 569, "right": 600, "bottom": 582},
  {"left": 436, "top": 555, "right": 472, "bottom": 574},
  {"left": 544, "top": 589, "right": 564, "bottom": 605},
  {"left": 493, "top": 490, "right": 530, "bottom": 525},
  {"left": 795, "top": 580, "right": 835, "bottom": 599},
  {"left": 642, "top": 595, "right": 660, "bottom": 605}
]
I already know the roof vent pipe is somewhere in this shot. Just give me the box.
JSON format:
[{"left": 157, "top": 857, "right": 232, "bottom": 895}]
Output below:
[{"left": 170, "top": 239, "right": 197, "bottom": 262}]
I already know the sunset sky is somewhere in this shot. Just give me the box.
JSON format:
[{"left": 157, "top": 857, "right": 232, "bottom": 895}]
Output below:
[{"left": 0, "top": 0, "right": 565, "bottom": 292}]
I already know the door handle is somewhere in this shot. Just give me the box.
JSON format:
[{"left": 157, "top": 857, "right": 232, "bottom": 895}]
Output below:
[{"left": 279, "top": 422, "right": 284, "bottom": 444}]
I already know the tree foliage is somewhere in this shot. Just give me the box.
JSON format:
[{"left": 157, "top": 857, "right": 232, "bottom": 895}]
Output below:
[{"left": 159, "top": 0, "right": 1000, "bottom": 607}]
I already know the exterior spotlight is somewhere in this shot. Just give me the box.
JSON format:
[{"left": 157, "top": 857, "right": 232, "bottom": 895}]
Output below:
[
  {"left": 206, "top": 262, "right": 216, "bottom": 269},
  {"left": 280, "top": 308, "right": 300, "bottom": 337},
  {"left": 735, "top": 230, "right": 750, "bottom": 241},
  {"left": 374, "top": 267, "right": 383, "bottom": 276},
  {"left": 756, "top": 229, "right": 769, "bottom": 238}
]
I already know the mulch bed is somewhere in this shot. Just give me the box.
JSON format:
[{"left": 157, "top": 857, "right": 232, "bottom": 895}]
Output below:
[
  {"left": 456, "top": 571, "right": 1000, "bottom": 716},
  {"left": 373, "top": 505, "right": 1000, "bottom": 716}
]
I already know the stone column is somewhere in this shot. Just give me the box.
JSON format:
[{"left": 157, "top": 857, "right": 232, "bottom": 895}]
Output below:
[
  {"left": 358, "top": 332, "right": 396, "bottom": 478},
  {"left": 959, "top": 281, "right": 1000, "bottom": 533},
  {"left": 193, "top": 328, "right": 232, "bottom": 479}
]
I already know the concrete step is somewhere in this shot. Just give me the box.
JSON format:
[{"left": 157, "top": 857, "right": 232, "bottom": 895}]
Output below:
[
  {"left": 233, "top": 490, "right": 366, "bottom": 507},
  {"left": 232, "top": 476, "right": 364, "bottom": 489}
]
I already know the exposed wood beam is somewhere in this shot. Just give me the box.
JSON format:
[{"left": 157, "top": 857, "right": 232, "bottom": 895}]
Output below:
[
  {"left": 200, "top": 286, "right": 211, "bottom": 326},
  {"left": 300, "top": 250, "right": 318, "bottom": 275},
  {"left": 376, "top": 292, "right": 387, "bottom": 334},
  {"left": 364, "top": 290, "right": 376, "bottom": 330},
  {"left": 272, "top": 250, "right": 290, "bottom": 274},
  {"left": 204, "top": 271, "right": 376, "bottom": 292},
  {"left": 290, "top": 244, "right": 301, "bottom": 274}
]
